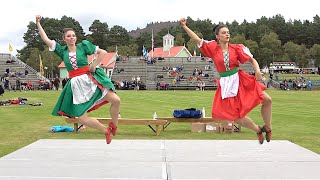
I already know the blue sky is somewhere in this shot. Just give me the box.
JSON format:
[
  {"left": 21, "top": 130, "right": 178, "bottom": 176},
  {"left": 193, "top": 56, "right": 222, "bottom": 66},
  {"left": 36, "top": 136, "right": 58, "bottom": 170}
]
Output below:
[{"left": 1, "top": 0, "right": 319, "bottom": 55}]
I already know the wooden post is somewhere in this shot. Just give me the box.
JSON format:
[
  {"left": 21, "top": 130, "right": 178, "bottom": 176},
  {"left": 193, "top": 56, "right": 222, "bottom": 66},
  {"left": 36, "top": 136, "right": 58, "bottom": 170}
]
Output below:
[
  {"left": 156, "top": 125, "right": 159, "bottom": 136},
  {"left": 74, "top": 123, "right": 78, "bottom": 133}
]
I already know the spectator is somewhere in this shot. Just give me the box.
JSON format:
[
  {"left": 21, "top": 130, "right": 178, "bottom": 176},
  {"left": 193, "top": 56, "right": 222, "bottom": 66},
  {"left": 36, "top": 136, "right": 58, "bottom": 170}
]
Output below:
[
  {"left": 62, "top": 78, "right": 67, "bottom": 89},
  {"left": 307, "top": 81, "right": 313, "bottom": 90},
  {"left": 53, "top": 76, "right": 60, "bottom": 90},
  {"left": 27, "top": 80, "right": 33, "bottom": 90}
]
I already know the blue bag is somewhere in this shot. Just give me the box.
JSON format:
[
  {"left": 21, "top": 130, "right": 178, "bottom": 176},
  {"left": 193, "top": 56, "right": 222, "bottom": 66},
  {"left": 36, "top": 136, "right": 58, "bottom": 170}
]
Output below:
[
  {"left": 173, "top": 108, "right": 202, "bottom": 118},
  {"left": 50, "top": 126, "right": 74, "bottom": 132}
]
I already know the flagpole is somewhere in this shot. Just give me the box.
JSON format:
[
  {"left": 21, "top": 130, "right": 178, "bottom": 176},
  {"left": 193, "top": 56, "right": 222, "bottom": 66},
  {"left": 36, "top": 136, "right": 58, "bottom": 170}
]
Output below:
[
  {"left": 39, "top": 54, "right": 44, "bottom": 76},
  {"left": 151, "top": 29, "right": 154, "bottom": 58},
  {"left": 9, "top": 44, "right": 13, "bottom": 53}
]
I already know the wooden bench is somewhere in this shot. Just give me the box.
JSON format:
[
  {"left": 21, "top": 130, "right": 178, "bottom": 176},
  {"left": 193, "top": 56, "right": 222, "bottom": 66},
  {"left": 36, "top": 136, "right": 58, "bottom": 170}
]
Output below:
[
  {"left": 65, "top": 117, "right": 167, "bottom": 136},
  {"left": 156, "top": 117, "right": 241, "bottom": 132}
]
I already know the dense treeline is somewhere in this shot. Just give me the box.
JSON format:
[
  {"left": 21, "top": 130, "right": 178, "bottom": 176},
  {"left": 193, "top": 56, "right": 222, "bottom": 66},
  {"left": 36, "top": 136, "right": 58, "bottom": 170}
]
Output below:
[{"left": 18, "top": 14, "right": 320, "bottom": 76}]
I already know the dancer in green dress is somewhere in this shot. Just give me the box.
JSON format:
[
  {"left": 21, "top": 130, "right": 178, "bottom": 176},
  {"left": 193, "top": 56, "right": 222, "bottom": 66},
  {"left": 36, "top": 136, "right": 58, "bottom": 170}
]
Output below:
[{"left": 36, "top": 15, "right": 120, "bottom": 144}]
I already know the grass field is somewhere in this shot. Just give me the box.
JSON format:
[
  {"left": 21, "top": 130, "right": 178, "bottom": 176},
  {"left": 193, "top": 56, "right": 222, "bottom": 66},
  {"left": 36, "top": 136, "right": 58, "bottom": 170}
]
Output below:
[{"left": 0, "top": 89, "right": 319, "bottom": 157}]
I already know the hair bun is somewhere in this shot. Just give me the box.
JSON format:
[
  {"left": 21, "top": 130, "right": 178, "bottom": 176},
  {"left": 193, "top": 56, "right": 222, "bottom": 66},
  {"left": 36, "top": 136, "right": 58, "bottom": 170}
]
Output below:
[{"left": 212, "top": 25, "right": 219, "bottom": 32}]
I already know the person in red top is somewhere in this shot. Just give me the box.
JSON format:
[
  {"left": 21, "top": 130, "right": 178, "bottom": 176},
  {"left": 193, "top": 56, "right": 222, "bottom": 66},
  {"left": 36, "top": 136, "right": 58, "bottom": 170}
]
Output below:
[
  {"left": 180, "top": 18, "right": 272, "bottom": 144},
  {"left": 27, "top": 80, "right": 33, "bottom": 90}
]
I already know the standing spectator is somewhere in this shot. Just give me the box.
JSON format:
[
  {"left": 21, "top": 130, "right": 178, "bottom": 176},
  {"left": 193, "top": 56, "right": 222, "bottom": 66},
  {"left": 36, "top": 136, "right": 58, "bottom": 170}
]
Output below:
[
  {"left": 201, "top": 81, "right": 205, "bottom": 91},
  {"left": 136, "top": 76, "right": 140, "bottom": 82},
  {"left": 4, "top": 76, "right": 10, "bottom": 91},
  {"left": 15, "top": 77, "right": 21, "bottom": 92},
  {"left": 61, "top": 77, "right": 67, "bottom": 89},
  {"left": 53, "top": 76, "right": 60, "bottom": 90},
  {"left": 0, "top": 84, "right": 4, "bottom": 96}
]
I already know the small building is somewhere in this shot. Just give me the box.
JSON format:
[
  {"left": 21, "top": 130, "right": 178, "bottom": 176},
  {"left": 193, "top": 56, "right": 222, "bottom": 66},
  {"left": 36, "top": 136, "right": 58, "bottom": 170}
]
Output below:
[
  {"left": 269, "top": 62, "right": 298, "bottom": 73},
  {"left": 148, "top": 33, "right": 192, "bottom": 58},
  {"left": 58, "top": 52, "right": 117, "bottom": 78}
]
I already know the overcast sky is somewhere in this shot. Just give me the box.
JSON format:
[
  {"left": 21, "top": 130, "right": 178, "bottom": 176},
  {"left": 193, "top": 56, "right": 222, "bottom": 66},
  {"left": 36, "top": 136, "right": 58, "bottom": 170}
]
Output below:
[{"left": 1, "top": 0, "right": 319, "bottom": 55}]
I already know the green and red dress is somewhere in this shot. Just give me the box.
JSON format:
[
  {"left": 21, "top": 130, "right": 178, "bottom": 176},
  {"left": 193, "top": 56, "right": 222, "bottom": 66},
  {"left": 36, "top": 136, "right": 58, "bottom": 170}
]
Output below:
[{"left": 50, "top": 40, "right": 115, "bottom": 117}]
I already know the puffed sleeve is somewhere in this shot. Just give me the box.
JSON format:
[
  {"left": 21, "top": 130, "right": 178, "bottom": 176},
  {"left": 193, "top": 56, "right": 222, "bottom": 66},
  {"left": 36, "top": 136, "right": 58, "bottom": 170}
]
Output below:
[
  {"left": 198, "top": 39, "right": 217, "bottom": 58},
  {"left": 49, "top": 40, "right": 64, "bottom": 60},
  {"left": 234, "top": 44, "right": 253, "bottom": 64},
  {"left": 82, "top": 40, "right": 97, "bottom": 55}
]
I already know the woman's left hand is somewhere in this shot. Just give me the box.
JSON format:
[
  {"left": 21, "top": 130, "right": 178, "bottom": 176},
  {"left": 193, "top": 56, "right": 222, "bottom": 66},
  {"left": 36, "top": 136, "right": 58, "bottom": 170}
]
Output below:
[
  {"left": 255, "top": 72, "right": 266, "bottom": 83},
  {"left": 89, "top": 65, "right": 96, "bottom": 73},
  {"left": 255, "top": 72, "right": 263, "bottom": 81}
]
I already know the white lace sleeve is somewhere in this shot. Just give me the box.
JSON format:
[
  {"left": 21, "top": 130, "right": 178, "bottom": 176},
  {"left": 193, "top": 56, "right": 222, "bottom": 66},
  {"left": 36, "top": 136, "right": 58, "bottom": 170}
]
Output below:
[
  {"left": 48, "top": 40, "right": 56, "bottom": 51},
  {"left": 197, "top": 39, "right": 214, "bottom": 48},
  {"left": 94, "top": 46, "right": 99, "bottom": 54},
  {"left": 243, "top": 46, "right": 253, "bottom": 58},
  {"left": 197, "top": 39, "right": 204, "bottom": 48}
]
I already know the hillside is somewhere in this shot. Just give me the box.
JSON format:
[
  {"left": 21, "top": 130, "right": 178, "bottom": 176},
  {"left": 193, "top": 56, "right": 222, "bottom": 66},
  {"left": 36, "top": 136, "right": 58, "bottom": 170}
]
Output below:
[{"left": 128, "top": 21, "right": 179, "bottom": 38}]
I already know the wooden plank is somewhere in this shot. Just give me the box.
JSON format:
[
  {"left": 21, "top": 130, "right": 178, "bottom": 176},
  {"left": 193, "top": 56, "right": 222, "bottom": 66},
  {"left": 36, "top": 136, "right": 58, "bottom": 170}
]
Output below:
[
  {"left": 156, "top": 117, "right": 218, "bottom": 123},
  {"left": 65, "top": 117, "right": 167, "bottom": 125},
  {"left": 96, "top": 118, "right": 167, "bottom": 125},
  {"left": 65, "top": 117, "right": 167, "bottom": 135},
  {"left": 157, "top": 117, "right": 241, "bottom": 132}
]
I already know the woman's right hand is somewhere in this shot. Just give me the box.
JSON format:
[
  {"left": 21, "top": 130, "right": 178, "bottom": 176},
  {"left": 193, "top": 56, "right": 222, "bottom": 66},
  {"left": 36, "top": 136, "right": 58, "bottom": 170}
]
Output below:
[
  {"left": 36, "top": 15, "right": 41, "bottom": 23},
  {"left": 180, "top": 18, "right": 187, "bottom": 27}
]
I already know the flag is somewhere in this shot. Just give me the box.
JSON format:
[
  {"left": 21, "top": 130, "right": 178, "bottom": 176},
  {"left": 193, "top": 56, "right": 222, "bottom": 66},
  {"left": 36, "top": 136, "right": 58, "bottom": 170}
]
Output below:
[
  {"left": 151, "top": 29, "right": 154, "bottom": 57},
  {"left": 142, "top": 46, "right": 148, "bottom": 57},
  {"left": 9, "top": 44, "right": 13, "bottom": 52},
  {"left": 193, "top": 46, "right": 197, "bottom": 56},
  {"left": 39, "top": 54, "right": 44, "bottom": 76}
]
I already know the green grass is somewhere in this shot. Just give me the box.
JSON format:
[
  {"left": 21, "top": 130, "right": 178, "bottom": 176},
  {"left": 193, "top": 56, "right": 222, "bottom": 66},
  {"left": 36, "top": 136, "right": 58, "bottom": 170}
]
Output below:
[{"left": 0, "top": 90, "right": 319, "bottom": 157}]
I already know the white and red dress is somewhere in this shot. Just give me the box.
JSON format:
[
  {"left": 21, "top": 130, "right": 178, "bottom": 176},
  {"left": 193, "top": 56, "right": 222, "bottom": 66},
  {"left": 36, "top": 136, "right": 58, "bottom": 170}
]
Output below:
[{"left": 199, "top": 40, "right": 266, "bottom": 120}]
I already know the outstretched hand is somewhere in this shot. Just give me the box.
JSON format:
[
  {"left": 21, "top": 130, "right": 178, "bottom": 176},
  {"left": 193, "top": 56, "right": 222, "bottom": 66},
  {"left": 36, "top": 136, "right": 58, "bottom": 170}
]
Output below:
[
  {"left": 180, "top": 18, "right": 187, "bottom": 27},
  {"left": 36, "top": 15, "right": 41, "bottom": 23},
  {"left": 255, "top": 72, "right": 266, "bottom": 83}
]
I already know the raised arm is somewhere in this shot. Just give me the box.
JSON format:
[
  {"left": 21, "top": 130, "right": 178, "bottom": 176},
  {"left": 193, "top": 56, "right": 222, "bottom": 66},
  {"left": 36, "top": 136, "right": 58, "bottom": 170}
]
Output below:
[
  {"left": 36, "top": 15, "right": 54, "bottom": 48},
  {"left": 180, "top": 18, "right": 202, "bottom": 45}
]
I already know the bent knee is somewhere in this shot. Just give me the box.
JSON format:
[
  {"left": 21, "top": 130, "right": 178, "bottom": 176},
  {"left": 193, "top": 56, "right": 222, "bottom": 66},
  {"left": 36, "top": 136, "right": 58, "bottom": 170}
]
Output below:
[
  {"left": 77, "top": 115, "right": 87, "bottom": 122},
  {"left": 263, "top": 95, "right": 272, "bottom": 105},
  {"left": 110, "top": 95, "right": 121, "bottom": 105},
  {"left": 114, "top": 96, "right": 121, "bottom": 105}
]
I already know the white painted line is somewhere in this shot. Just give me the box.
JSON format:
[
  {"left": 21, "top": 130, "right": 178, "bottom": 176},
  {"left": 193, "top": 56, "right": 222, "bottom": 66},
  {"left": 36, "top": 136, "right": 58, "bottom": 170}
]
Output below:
[
  {"left": 0, "top": 176, "right": 161, "bottom": 180},
  {"left": 161, "top": 141, "right": 165, "bottom": 149},
  {"left": 162, "top": 162, "right": 167, "bottom": 180}
]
